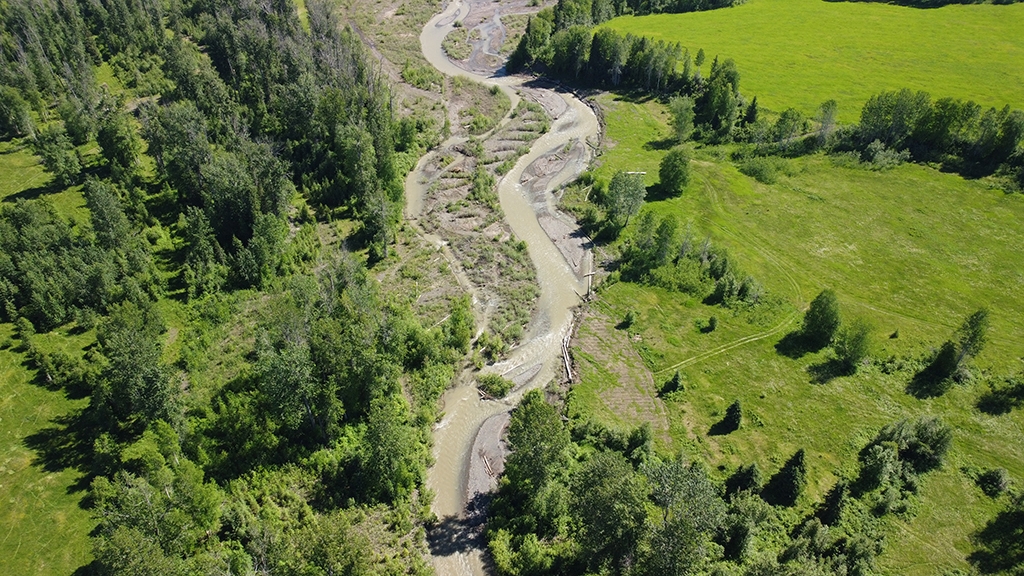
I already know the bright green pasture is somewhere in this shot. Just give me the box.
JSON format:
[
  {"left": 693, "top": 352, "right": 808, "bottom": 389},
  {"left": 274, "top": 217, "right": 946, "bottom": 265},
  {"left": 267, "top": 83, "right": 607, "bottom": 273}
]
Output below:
[
  {"left": 603, "top": 0, "right": 1024, "bottom": 121},
  {"left": 0, "top": 324, "right": 95, "bottom": 575},
  {"left": 573, "top": 94, "right": 1024, "bottom": 573}
]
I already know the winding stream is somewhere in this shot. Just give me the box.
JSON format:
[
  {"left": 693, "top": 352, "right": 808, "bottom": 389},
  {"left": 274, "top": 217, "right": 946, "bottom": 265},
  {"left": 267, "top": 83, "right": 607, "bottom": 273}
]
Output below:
[{"left": 407, "top": 3, "right": 600, "bottom": 575}]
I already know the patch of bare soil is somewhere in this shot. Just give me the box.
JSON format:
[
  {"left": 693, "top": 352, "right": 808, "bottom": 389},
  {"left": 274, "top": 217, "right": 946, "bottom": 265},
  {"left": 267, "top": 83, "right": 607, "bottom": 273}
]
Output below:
[
  {"left": 341, "top": 0, "right": 508, "bottom": 149},
  {"left": 571, "top": 305, "right": 671, "bottom": 444}
]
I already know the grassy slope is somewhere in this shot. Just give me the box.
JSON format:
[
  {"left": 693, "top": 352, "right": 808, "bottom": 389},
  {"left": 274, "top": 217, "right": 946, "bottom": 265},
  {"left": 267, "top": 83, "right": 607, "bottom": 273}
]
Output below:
[
  {"left": 573, "top": 94, "right": 1024, "bottom": 574},
  {"left": 603, "top": 0, "right": 1024, "bottom": 121},
  {"left": 0, "top": 326, "right": 95, "bottom": 574},
  {"left": 0, "top": 141, "right": 97, "bottom": 575}
]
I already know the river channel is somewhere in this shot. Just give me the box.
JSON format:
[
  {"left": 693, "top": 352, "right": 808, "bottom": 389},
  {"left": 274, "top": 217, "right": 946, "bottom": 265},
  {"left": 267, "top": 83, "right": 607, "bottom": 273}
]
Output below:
[{"left": 407, "top": 3, "right": 600, "bottom": 574}]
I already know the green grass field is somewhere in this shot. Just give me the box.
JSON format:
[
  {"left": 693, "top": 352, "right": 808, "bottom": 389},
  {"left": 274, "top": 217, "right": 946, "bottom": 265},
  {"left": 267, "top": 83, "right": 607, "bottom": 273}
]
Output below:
[
  {"left": 0, "top": 139, "right": 96, "bottom": 575},
  {"left": 0, "top": 324, "right": 95, "bottom": 575},
  {"left": 602, "top": 0, "right": 1024, "bottom": 121},
  {"left": 572, "top": 94, "right": 1024, "bottom": 574}
]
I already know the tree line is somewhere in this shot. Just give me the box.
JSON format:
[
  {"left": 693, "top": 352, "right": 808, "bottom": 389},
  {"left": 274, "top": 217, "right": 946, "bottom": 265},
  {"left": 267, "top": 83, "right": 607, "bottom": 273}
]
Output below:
[{"left": 507, "top": 5, "right": 1024, "bottom": 190}]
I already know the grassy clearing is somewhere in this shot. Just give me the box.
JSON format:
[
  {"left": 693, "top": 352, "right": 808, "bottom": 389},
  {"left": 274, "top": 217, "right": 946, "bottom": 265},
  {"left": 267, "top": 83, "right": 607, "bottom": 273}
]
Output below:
[
  {"left": 0, "top": 324, "right": 95, "bottom": 575},
  {"left": 591, "top": 94, "right": 670, "bottom": 187},
  {"left": 602, "top": 0, "right": 1024, "bottom": 121},
  {"left": 0, "top": 137, "right": 97, "bottom": 227},
  {"left": 571, "top": 94, "right": 1024, "bottom": 574},
  {"left": 294, "top": 0, "right": 309, "bottom": 29}
]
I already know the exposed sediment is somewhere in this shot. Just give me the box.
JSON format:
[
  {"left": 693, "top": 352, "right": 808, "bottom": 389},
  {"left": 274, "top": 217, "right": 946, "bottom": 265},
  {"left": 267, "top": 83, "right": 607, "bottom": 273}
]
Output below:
[{"left": 410, "top": 2, "right": 601, "bottom": 575}]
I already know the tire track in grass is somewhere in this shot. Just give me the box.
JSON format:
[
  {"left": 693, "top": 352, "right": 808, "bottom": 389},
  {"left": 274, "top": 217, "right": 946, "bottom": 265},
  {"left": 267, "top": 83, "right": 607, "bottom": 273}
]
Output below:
[
  {"left": 653, "top": 311, "right": 800, "bottom": 376},
  {"left": 650, "top": 172, "right": 805, "bottom": 376},
  {"left": 673, "top": 164, "right": 967, "bottom": 376}
]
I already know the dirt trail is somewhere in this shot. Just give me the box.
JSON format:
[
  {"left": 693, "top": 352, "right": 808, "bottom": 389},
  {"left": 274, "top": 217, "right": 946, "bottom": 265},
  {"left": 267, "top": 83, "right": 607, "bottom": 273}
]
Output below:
[{"left": 411, "top": 2, "right": 600, "bottom": 575}]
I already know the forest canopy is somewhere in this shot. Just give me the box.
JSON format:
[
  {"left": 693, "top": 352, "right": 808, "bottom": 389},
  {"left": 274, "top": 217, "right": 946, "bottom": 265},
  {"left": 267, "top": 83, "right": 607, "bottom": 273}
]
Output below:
[{"left": 1, "top": 0, "right": 451, "bottom": 574}]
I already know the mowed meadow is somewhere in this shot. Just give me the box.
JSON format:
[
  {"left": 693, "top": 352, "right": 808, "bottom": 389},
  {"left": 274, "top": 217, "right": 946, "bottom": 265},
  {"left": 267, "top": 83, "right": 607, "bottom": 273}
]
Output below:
[
  {"left": 570, "top": 92, "right": 1024, "bottom": 574},
  {"left": 602, "top": 0, "right": 1024, "bottom": 120}
]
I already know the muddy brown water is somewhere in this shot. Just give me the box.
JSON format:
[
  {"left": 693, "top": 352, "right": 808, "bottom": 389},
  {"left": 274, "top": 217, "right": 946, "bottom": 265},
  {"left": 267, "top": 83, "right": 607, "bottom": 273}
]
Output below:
[{"left": 409, "top": 2, "right": 600, "bottom": 575}]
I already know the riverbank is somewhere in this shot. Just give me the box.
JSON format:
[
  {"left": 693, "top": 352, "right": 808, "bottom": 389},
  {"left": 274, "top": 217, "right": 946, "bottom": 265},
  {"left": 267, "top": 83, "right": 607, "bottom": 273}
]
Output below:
[{"left": 409, "top": 1, "right": 602, "bottom": 575}]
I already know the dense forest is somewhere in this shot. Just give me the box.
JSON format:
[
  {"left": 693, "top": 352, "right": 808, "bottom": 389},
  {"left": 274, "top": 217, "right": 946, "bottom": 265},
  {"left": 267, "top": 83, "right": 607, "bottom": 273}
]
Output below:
[{"left": 1, "top": 0, "right": 465, "bottom": 573}]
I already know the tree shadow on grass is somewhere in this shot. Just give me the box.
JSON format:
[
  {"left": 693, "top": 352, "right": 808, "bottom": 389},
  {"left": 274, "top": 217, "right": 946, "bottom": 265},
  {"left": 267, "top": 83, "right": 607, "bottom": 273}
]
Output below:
[
  {"left": 23, "top": 406, "right": 102, "bottom": 495},
  {"left": 968, "top": 499, "right": 1024, "bottom": 574},
  {"left": 775, "top": 330, "right": 822, "bottom": 359},
  {"left": 614, "top": 90, "right": 657, "bottom": 105},
  {"left": 905, "top": 363, "right": 952, "bottom": 399},
  {"left": 977, "top": 389, "right": 1024, "bottom": 416},
  {"left": 644, "top": 137, "right": 676, "bottom": 152},
  {"left": 760, "top": 470, "right": 796, "bottom": 507},
  {"left": 976, "top": 380, "right": 1024, "bottom": 415},
  {"left": 71, "top": 560, "right": 103, "bottom": 576},
  {"left": 807, "top": 358, "right": 849, "bottom": 385},
  {"left": 2, "top": 180, "right": 63, "bottom": 203},
  {"left": 708, "top": 415, "right": 738, "bottom": 436},
  {"left": 645, "top": 182, "right": 683, "bottom": 203},
  {"left": 426, "top": 492, "right": 491, "bottom": 557}
]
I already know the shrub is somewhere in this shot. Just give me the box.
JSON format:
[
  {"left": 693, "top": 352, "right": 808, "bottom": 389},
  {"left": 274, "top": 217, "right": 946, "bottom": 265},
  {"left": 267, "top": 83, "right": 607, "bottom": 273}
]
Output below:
[
  {"left": 660, "top": 370, "right": 683, "bottom": 395},
  {"left": 478, "top": 373, "right": 514, "bottom": 397},
  {"left": 818, "top": 480, "right": 848, "bottom": 526},
  {"left": 860, "top": 442, "right": 900, "bottom": 491},
  {"left": 726, "top": 463, "right": 763, "bottom": 498},
  {"left": 864, "top": 139, "right": 910, "bottom": 170},
  {"left": 913, "top": 308, "right": 990, "bottom": 396},
  {"left": 738, "top": 155, "right": 787, "bottom": 184},
  {"left": 649, "top": 259, "right": 714, "bottom": 298},
  {"left": 977, "top": 468, "right": 1011, "bottom": 497},
  {"left": 867, "top": 416, "right": 952, "bottom": 474},
  {"left": 803, "top": 289, "right": 841, "bottom": 348},
  {"left": 723, "top": 399, "right": 742, "bottom": 432},
  {"left": 762, "top": 449, "right": 807, "bottom": 507},
  {"left": 622, "top": 309, "right": 638, "bottom": 328}
]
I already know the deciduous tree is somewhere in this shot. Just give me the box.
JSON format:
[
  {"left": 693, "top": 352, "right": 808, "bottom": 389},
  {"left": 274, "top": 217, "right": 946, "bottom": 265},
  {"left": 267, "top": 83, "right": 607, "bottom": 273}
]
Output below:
[
  {"left": 605, "top": 170, "right": 646, "bottom": 228},
  {"left": 802, "top": 289, "right": 841, "bottom": 348},
  {"left": 35, "top": 126, "right": 81, "bottom": 187},
  {"left": 659, "top": 146, "right": 691, "bottom": 195},
  {"left": 571, "top": 450, "right": 649, "bottom": 571},
  {"left": 506, "top": 390, "right": 571, "bottom": 493},
  {"left": 833, "top": 316, "right": 873, "bottom": 373},
  {"left": 668, "top": 96, "right": 695, "bottom": 142}
]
